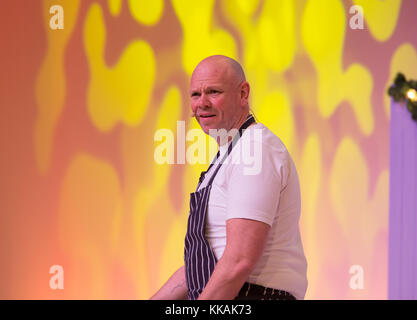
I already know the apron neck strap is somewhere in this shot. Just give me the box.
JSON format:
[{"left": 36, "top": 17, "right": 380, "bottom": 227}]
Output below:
[{"left": 205, "top": 114, "right": 256, "bottom": 186}]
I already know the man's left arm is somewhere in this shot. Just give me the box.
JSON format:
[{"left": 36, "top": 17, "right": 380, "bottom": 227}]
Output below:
[{"left": 197, "top": 217, "right": 270, "bottom": 300}]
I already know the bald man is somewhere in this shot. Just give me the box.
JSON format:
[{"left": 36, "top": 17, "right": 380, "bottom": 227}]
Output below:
[{"left": 151, "top": 55, "right": 307, "bottom": 300}]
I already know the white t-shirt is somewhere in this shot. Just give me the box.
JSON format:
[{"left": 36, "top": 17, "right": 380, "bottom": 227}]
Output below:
[{"left": 197, "top": 123, "right": 308, "bottom": 299}]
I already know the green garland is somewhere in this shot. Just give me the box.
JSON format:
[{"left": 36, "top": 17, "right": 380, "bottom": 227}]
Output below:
[{"left": 387, "top": 73, "right": 417, "bottom": 122}]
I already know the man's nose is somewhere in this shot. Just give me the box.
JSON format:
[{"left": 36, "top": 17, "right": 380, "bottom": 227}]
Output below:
[{"left": 198, "top": 93, "right": 211, "bottom": 108}]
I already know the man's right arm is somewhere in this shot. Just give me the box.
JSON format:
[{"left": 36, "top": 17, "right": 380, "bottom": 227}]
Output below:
[{"left": 150, "top": 265, "right": 188, "bottom": 300}]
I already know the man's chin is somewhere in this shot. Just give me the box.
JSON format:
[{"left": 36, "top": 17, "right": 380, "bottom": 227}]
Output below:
[
  {"left": 201, "top": 126, "right": 211, "bottom": 135},
  {"left": 198, "top": 122, "right": 215, "bottom": 135}
]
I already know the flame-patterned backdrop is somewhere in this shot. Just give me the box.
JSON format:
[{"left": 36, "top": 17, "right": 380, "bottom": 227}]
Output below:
[{"left": 1, "top": 0, "right": 417, "bottom": 299}]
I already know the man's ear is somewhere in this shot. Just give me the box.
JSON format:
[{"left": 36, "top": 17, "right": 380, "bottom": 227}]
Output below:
[{"left": 240, "top": 81, "right": 250, "bottom": 105}]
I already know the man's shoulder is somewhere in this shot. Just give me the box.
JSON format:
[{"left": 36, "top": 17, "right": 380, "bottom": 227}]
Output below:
[{"left": 244, "top": 122, "right": 290, "bottom": 155}]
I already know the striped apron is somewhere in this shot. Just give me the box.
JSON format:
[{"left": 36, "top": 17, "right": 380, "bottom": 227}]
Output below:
[{"left": 184, "top": 115, "right": 255, "bottom": 300}]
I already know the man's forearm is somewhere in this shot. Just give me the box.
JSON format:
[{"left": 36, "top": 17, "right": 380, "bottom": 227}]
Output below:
[
  {"left": 197, "top": 256, "right": 251, "bottom": 300},
  {"left": 150, "top": 265, "right": 188, "bottom": 300},
  {"left": 198, "top": 218, "right": 269, "bottom": 300}
]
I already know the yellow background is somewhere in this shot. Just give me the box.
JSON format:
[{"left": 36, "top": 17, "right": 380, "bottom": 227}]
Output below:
[{"left": 1, "top": 0, "right": 417, "bottom": 299}]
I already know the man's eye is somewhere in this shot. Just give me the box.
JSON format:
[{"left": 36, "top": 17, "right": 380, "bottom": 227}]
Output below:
[
  {"left": 191, "top": 92, "right": 200, "bottom": 97},
  {"left": 209, "top": 90, "right": 219, "bottom": 94}
]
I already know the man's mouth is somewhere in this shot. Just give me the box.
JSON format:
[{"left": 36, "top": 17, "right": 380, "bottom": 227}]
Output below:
[{"left": 199, "top": 114, "right": 216, "bottom": 118}]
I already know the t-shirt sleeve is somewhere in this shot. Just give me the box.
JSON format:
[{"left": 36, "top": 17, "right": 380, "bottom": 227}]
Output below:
[{"left": 225, "top": 140, "right": 288, "bottom": 226}]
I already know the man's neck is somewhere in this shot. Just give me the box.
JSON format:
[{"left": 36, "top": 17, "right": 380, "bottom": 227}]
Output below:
[
  {"left": 217, "top": 111, "right": 252, "bottom": 146},
  {"left": 234, "top": 111, "right": 251, "bottom": 131}
]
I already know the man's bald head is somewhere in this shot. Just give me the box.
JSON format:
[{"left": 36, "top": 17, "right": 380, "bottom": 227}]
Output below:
[
  {"left": 189, "top": 55, "right": 251, "bottom": 138},
  {"left": 191, "top": 55, "right": 246, "bottom": 85}
]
